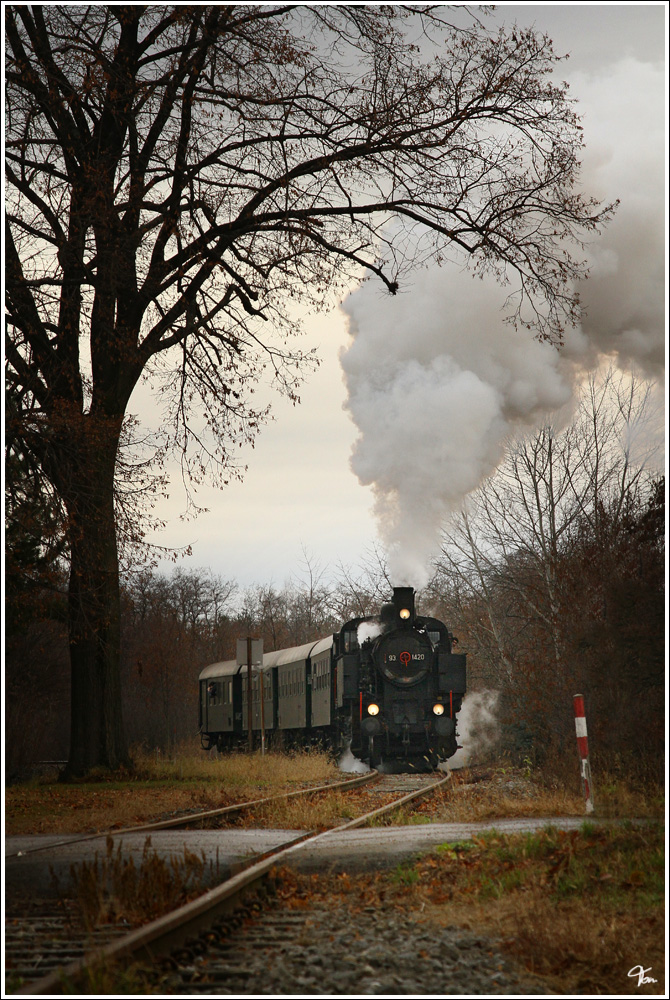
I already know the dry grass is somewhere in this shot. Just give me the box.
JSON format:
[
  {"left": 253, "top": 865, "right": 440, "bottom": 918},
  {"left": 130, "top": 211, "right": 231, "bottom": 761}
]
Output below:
[
  {"left": 130, "top": 743, "right": 338, "bottom": 787},
  {"left": 67, "top": 834, "right": 222, "bottom": 929},
  {"left": 590, "top": 768, "right": 665, "bottom": 819},
  {"left": 233, "top": 787, "right": 391, "bottom": 831},
  {"left": 6, "top": 783, "right": 226, "bottom": 836},
  {"left": 498, "top": 890, "right": 664, "bottom": 995},
  {"left": 435, "top": 774, "right": 585, "bottom": 822},
  {"left": 439, "top": 761, "right": 664, "bottom": 823},
  {"left": 4, "top": 746, "right": 339, "bottom": 836},
  {"left": 6, "top": 750, "right": 662, "bottom": 837}
]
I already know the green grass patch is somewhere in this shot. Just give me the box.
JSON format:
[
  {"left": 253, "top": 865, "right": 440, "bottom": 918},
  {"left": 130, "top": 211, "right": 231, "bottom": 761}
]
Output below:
[
  {"left": 426, "top": 822, "right": 665, "bottom": 910},
  {"left": 390, "top": 863, "right": 422, "bottom": 887}
]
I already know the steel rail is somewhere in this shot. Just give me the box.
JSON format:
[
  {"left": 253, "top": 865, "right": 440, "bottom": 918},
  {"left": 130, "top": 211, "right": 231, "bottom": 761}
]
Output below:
[
  {"left": 12, "top": 773, "right": 450, "bottom": 996},
  {"left": 7, "top": 768, "right": 379, "bottom": 859}
]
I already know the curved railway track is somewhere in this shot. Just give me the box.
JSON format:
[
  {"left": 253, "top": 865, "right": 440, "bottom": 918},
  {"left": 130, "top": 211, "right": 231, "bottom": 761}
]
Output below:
[{"left": 7, "top": 773, "right": 451, "bottom": 996}]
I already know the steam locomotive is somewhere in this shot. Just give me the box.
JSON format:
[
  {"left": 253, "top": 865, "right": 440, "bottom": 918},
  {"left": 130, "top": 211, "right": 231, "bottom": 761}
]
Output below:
[{"left": 199, "top": 587, "right": 466, "bottom": 770}]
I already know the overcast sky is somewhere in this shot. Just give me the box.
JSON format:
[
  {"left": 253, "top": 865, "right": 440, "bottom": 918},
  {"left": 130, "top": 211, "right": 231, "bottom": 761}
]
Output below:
[{"left": 140, "top": 2, "right": 667, "bottom": 593}]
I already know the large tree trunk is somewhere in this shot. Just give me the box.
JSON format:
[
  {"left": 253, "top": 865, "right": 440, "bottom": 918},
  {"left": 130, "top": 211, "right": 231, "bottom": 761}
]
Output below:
[{"left": 61, "top": 420, "right": 130, "bottom": 778}]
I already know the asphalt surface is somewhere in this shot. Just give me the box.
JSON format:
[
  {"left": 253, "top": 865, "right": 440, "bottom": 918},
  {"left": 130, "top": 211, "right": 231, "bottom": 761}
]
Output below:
[{"left": 5, "top": 816, "right": 598, "bottom": 901}]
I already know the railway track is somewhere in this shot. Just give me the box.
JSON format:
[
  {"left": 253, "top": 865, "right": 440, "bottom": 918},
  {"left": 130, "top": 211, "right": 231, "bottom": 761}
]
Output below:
[
  {"left": 6, "top": 772, "right": 451, "bottom": 996},
  {"left": 5, "top": 768, "right": 378, "bottom": 860}
]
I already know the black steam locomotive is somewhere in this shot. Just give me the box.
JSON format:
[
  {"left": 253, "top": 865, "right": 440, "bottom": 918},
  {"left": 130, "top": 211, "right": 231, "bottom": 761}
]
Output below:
[{"left": 199, "top": 587, "right": 466, "bottom": 770}]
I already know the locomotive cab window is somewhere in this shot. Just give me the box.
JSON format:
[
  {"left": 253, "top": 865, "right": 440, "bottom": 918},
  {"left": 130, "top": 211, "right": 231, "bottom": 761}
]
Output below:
[{"left": 344, "top": 630, "right": 358, "bottom": 653}]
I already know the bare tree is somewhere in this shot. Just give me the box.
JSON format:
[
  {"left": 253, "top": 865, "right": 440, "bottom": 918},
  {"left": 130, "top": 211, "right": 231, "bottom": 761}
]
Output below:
[
  {"left": 5, "top": 5, "right": 613, "bottom": 775},
  {"left": 121, "top": 566, "right": 238, "bottom": 748},
  {"left": 331, "top": 543, "right": 395, "bottom": 620},
  {"left": 435, "top": 369, "right": 661, "bottom": 755},
  {"left": 239, "top": 583, "right": 291, "bottom": 652}
]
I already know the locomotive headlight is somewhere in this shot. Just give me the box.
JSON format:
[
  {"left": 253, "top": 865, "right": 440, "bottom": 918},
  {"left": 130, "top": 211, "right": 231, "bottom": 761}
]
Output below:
[
  {"left": 367, "top": 703, "right": 380, "bottom": 716},
  {"left": 399, "top": 608, "right": 411, "bottom": 620},
  {"left": 432, "top": 703, "right": 445, "bottom": 716}
]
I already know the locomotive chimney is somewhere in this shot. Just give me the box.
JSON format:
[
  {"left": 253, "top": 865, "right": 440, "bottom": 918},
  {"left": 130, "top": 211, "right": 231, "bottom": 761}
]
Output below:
[{"left": 392, "top": 586, "right": 416, "bottom": 626}]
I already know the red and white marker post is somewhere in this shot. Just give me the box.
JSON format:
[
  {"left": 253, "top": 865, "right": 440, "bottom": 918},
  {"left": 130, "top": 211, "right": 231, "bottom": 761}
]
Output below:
[{"left": 573, "top": 694, "right": 594, "bottom": 814}]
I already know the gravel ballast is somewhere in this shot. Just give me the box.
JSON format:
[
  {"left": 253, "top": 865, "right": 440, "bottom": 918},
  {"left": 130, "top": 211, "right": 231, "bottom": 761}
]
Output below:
[{"left": 167, "top": 900, "right": 553, "bottom": 995}]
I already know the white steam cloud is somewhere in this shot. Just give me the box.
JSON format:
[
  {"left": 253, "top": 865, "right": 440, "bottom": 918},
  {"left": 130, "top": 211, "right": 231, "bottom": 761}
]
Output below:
[
  {"left": 341, "top": 279, "right": 576, "bottom": 584},
  {"left": 449, "top": 690, "right": 500, "bottom": 770},
  {"left": 574, "top": 60, "right": 666, "bottom": 375},
  {"left": 357, "top": 620, "right": 384, "bottom": 645},
  {"left": 340, "top": 58, "right": 664, "bottom": 585}
]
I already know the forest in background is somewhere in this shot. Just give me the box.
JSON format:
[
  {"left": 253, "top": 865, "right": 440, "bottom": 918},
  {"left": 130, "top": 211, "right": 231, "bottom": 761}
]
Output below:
[{"left": 5, "top": 371, "right": 665, "bottom": 782}]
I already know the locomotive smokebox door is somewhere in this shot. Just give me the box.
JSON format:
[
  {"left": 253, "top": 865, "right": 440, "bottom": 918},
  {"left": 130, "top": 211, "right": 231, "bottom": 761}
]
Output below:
[{"left": 392, "top": 586, "right": 416, "bottom": 626}]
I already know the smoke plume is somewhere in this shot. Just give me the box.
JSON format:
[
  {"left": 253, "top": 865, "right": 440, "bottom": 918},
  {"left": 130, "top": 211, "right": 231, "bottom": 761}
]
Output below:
[
  {"left": 340, "top": 58, "right": 664, "bottom": 585},
  {"left": 448, "top": 690, "right": 500, "bottom": 769}
]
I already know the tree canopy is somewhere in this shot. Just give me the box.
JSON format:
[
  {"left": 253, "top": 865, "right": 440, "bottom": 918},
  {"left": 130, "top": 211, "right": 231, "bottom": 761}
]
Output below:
[{"left": 5, "top": 4, "right": 614, "bottom": 775}]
